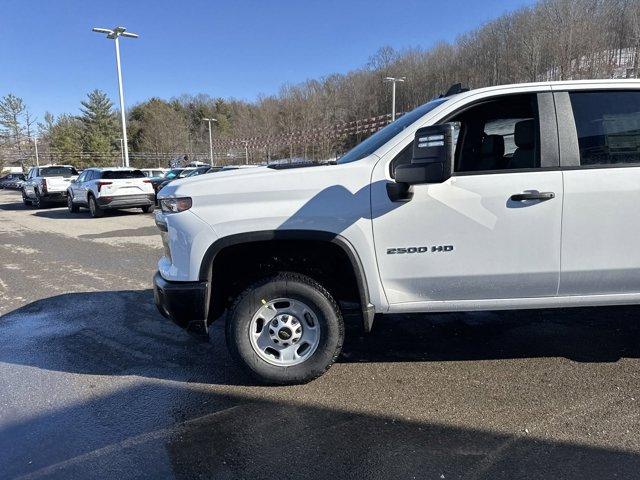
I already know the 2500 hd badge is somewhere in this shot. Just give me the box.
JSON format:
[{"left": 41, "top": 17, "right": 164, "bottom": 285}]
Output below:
[{"left": 386, "top": 245, "right": 454, "bottom": 254}]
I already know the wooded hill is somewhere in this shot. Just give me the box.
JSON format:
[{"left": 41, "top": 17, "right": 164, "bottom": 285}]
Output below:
[{"left": 2, "top": 0, "right": 640, "bottom": 168}]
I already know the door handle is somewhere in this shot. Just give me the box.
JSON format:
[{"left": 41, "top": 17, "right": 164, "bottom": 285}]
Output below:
[{"left": 510, "top": 191, "right": 555, "bottom": 202}]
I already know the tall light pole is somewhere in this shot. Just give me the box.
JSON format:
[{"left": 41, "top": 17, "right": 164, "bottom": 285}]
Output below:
[
  {"left": 92, "top": 26, "right": 138, "bottom": 167},
  {"left": 202, "top": 118, "right": 217, "bottom": 166},
  {"left": 384, "top": 76, "right": 406, "bottom": 122},
  {"left": 119, "top": 138, "right": 125, "bottom": 167}
]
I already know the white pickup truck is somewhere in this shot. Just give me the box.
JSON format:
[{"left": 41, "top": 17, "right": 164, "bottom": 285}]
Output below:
[
  {"left": 22, "top": 165, "right": 79, "bottom": 208},
  {"left": 154, "top": 79, "right": 640, "bottom": 384}
]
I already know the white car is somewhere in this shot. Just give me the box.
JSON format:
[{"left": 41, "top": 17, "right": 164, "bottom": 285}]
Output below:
[
  {"left": 140, "top": 168, "right": 168, "bottom": 178},
  {"left": 154, "top": 79, "right": 640, "bottom": 384},
  {"left": 22, "top": 165, "right": 79, "bottom": 208},
  {"left": 67, "top": 167, "right": 155, "bottom": 217}
]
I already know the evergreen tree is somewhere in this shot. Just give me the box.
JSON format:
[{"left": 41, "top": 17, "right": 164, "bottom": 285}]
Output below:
[
  {"left": 49, "top": 114, "right": 84, "bottom": 164},
  {"left": 79, "top": 90, "right": 119, "bottom": 156}
]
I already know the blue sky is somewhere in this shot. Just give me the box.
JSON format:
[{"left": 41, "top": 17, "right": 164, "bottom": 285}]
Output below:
[{"left": 1, "top": 0, "right": 535, "bottom": 121}]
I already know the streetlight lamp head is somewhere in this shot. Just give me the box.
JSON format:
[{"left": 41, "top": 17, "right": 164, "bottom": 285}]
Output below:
[
  {"left": 92, "top": 27, "right": 113, "bottom": 35},
  {"left": 93, "top": 26, "right": 138, "bottom": 39}
]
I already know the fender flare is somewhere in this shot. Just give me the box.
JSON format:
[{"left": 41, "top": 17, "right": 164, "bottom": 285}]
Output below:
[{"left": 199, "top": 230, "right": 375, "bottom": 332}]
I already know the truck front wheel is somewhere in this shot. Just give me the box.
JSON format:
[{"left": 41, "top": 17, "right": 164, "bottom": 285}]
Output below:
[{"left": 226, "top": 272, "right": 344, "bottom": 385}]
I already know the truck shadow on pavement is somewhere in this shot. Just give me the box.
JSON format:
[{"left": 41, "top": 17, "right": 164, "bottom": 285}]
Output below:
[
  {"left": 341, "top": 306, "right": 640, "bottom": 364},
  {"left": 1, "top": 290, "right": 640, "bottom": 385},
  {"left": 2, "top": 291, "right": 640, "bottom": 479},
  {"left": 0, "top": 199, "right": 29, "bottom": 211},
  {"left": 1, "top": 379, "right": 639, "bottom": 480}
]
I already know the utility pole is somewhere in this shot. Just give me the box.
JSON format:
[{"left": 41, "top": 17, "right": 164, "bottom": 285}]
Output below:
[
  {"left": 33, "top": 137, "right": 39, "bottom": 167},
  {"left": 242, "top": 140, "right": 249, "bottom": 165},
  {"left": 384, "top": 76, "right": 406, "bottom": 121},
  {"left": 92, "top": 26, "right": 139, "bottom": 167},
  {"left": 202, "top": 118, "right": 217, "bottom": 166}
]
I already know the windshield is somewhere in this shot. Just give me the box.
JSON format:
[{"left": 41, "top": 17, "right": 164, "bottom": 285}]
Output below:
[
  {"left": 178, "top": 169, "right": 194, "bottom": 178},
  {"left": 337, "top": 98, "right": 448, "bottom": 164},
  {"left": 164, "top": 169, "right": 183, "bottom": 179},
  {"left": 40, "top": 166, "right": 78, "bottom": 177},
  {"left": 186, "top": 167, "right": 210, "bottom": 177}
]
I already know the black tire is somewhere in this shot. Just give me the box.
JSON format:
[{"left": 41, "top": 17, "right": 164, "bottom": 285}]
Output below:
[
  {"left": 21, "top": 189, "right": 32, "bottom": 206},
  {"left": 141, "top": 204, "right": 155, "bottom": 213},
  {"left": 32, "top": 190, "right": 45, "bottom": 208},
  {"left": 67, "top": 193, "right": 79, "bottom": 213},
  {"left": 88, "top": 195, "right": 104, "bottom": 218},
  {"left": 226, "top": 272, "right": 344, "bottom": 385}
]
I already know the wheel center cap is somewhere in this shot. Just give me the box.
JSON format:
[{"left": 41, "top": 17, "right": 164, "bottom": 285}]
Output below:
[{"left": 278, "top": 327, "right": 292, "bottom": 340}]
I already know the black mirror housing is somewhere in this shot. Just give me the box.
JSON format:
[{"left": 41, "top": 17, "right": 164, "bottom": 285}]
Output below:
[
  {"left": 394, "top": 122, "right": 457, "bottom": 185},
  {"left": 395, "top": 162, "right": 445, "bottom": 184}
]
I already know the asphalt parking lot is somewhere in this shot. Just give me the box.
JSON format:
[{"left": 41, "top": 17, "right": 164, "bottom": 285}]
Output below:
[{"left": 0, "top": 188, "right": 639, "bottom": 479}]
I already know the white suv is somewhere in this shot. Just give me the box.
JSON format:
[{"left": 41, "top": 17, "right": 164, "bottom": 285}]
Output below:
[
  {"left": 154, "top": 79, "right": 640, "bottom": 384},
  {"left": 67, "top": 167, "right": 155, "bottom": 217}
]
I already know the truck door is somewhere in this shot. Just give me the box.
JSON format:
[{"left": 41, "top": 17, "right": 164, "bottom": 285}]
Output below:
[
  {"left": 555, "top": 89, "right": 640, "bottom": 295},
  {"left": 372, "top": 92, "right": 563, "bottom": 306}
]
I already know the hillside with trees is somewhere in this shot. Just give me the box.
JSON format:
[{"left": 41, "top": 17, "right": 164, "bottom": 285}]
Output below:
[{"left": 2, "top": 0, "right": 640, "bottom": 168}]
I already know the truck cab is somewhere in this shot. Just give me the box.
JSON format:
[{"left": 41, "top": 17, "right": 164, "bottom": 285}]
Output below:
[{"left": 154, "top": 79, "right": 640, "bottom": 384}]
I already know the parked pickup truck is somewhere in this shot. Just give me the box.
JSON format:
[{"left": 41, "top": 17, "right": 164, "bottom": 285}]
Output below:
[
  {"left": 154, "top": 79, "right": 640, "bottom": 384},
  {"left": 22, "top": 165, "right": 79, "bottom": 208}
]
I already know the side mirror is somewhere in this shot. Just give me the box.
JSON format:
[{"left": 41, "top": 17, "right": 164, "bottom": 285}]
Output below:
[{"left": 394, "top": 122, "right": 457, "bottom": 185}]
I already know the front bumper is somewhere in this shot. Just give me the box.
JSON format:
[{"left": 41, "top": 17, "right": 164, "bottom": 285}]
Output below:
[
  {"left": 97, "top": 194, "right": 155, "bottom": 209},
  {"left": 153, "top": 271, "right": 209, "bottom": 334}
]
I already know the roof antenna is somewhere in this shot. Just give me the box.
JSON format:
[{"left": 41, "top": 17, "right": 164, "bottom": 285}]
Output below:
[{"left": 442, "top": 83, "right": 469, "bottom": 97}]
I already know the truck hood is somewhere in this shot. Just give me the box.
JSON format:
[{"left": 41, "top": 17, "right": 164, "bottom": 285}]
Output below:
[
  {"left": 157, "top": 159, "right": 376, "bottom": 238},
  {"left": 159, "top": 164, "right": 344, "bottom": 199}
]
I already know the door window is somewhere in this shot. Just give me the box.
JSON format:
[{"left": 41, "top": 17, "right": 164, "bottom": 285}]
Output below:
[
  {"left": 569, "top": 91, "right": 640, "bottom": 166},
  {"left": 451, "top": 94, "right": 540, "bottom": 173}
]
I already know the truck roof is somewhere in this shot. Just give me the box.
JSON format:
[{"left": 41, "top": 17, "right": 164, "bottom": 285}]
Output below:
[
  {"left": 33, "top": 164, "right": 75, "bottom": 169},
  {"left": 446, "top": 78, "right": 640, "bottom": 102},
  {"left": 84, "top": 167, "right": 140, "bottom": 171}
]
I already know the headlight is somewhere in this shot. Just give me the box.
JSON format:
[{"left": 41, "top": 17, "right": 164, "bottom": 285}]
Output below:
[{"left": 160, "top": 197, "right": 192, "bottom": 213}]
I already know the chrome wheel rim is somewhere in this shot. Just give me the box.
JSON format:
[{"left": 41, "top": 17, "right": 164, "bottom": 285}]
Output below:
[{"left": 249, "top": 298, "right": 320, "bottom": 366}]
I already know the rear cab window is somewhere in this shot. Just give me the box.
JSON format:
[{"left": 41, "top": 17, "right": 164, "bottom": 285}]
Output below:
[
  {"left": 569, "top": 90, "right": 640, "bottom": 166},
  {"left": 100, "top": 170, "right": 145, "bottom": 180},
  {"left": 40, "top": 166, "right": 78, "bottom": 177}
]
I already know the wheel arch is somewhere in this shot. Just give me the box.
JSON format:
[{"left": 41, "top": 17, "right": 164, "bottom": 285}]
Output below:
[{"left": 200, "top": 230, "right": 375, "bottom": 332}]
